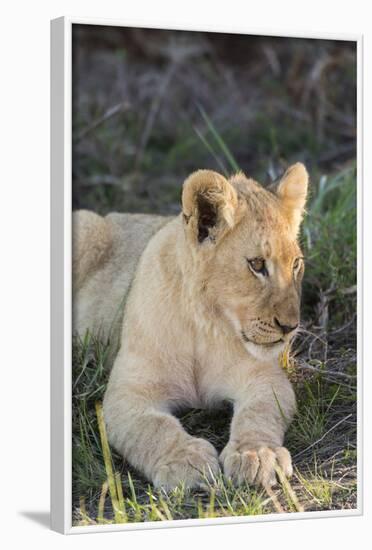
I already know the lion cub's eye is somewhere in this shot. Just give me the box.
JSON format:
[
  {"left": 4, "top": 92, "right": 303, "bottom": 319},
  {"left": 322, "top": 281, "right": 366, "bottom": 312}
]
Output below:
[
  {"left": 293, "top": 257, "right": 304, "bottom": 273},
  {"left": 247, "top": 257, "right": 268, "bottom": 277}
]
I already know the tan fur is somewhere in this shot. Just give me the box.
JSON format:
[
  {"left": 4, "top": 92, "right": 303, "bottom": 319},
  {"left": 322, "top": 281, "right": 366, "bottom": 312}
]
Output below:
[{"left": 73, "top": 163, "right": 309, "bottom": 489}]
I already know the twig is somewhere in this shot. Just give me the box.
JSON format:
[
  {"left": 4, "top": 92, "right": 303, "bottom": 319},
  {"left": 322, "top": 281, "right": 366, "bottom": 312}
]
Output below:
[
  {"left": 298, "top": 361, "right": 357, "bottom": 380},
  {"left": 78, "top": 496, "right": 96, "bottom": 525},
  {"left": 75, "top": 101, "right": 130, "bottom": 143},
  {"left": 275, "top": 466, "right": 305, "bottom": 513},
  {"left": 328, "top": 315, "right": 356, "bottom": 336},
  {"left": 135, "top": 61, "right": 178, "bottom": 169},
  {"left": 293, "top": 414, "right": 353, "bottom": 459},
  {"left": 262, "top": 46, "right": 281, "bottom": 77},
  {"left": 115, "top": 472, "right": 127, "bottom": 522},
  {"left": 77, "top": 175, "right": 122, "bottom": 187},
  {"left": 97, "top": 481, "right": 109, "bottom": 524},
  {"left": 340, "top": 285, "right": 357, "bottom": 296},
  {"left": 264, "top": 484, "right": 285, "bottom": 514}
]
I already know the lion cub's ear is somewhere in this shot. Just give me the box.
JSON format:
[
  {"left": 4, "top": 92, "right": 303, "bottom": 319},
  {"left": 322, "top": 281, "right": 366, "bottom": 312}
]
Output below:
[
  {"left": 276, "top": 163, "right": 309, "bottom": 237},
  {"left": 182, "top": 170, "right": 239, "bottom": 244}
]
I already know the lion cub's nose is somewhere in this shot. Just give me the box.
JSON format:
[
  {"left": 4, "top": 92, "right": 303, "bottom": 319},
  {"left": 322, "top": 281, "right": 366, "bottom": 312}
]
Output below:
[{"left": 274, "top": 317, "right": 298, "bottom": 335}]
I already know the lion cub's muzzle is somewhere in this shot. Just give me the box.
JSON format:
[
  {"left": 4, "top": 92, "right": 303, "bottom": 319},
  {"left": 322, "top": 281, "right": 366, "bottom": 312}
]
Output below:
[
  {"left": 273, "top": 317, "right": 299, "bottom": 336},
  {"left": 241, "top": 331, "right": 284, "bottom": 347},
  {"left": 241, "top": 315, "right": 299, "bottom": 347}
]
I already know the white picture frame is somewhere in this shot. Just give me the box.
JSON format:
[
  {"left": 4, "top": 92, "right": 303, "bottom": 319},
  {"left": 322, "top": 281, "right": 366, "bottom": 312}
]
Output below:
[{"left": 51, "top": 16, "right": 363, "bottom": 534}]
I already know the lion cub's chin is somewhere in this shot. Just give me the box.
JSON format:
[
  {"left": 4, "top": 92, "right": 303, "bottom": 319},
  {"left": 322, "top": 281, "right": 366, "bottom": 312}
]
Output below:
[{"left": 243, "top": 340, "right": 285, "bottom": 362}]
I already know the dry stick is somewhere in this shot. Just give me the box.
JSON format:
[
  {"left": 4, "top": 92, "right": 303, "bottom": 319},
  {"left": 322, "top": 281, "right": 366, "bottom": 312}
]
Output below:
[
  {"left": 328, "top": 314, "right": 356, "bottom": 335},
  {"left": 95, "top": 401, "right": 122, "bottom": 524},
  {"left": 135, "top": 61, "right": 178, "bottom": 170},
  {"left": 264, "top": 484, "right": 285, "bottom": 514},
  {"left": 299, "top": 361, "right": 356, "bottom": 380},
  {"left": 115, "top": 471, "right": 128, "bottom": 522},
  {"left": 293, "top": 414, "right": 353, "bottom": 460},
  {"left": 75, "top": 102, "right": 130, "bottom": 143},
  {"left": 79, "top": 496, "right": 88, "bottom": 525},
  {"left": 299, "top": 363, "right": 357, "bottom": 389},
  {"left": 97, "top": 481, "right": 109, "bottom": 524},
  {"left": 298, "top": 327, "right": 328, "bottom": 345},
  {"left": 339, "top": 284, "right": 357, "bottom": 296},
  {"left": 79, "top": 496, "right": 96, "bottom": 525},
  {"left": 275, "top": 466, "right": 305, "bottom": 513}
]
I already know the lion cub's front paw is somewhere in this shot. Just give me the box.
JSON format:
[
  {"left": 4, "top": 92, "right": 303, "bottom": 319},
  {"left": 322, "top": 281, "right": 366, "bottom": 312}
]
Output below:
[
  {"left": 220, "top": 444, "right": 293, "bottom": 487},
  {"left": 153, "top": 437, "right": 220, "bottom": 490}
]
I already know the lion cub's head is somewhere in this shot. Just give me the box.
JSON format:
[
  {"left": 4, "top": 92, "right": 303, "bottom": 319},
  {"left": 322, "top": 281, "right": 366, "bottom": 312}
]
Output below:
[{"left": 182, "top": 164, "right": 309, "bottom": 360}]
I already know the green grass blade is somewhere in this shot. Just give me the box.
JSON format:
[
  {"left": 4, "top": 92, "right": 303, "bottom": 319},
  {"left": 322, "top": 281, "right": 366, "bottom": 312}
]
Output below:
[
  {"left": 115, "top": 472, "right": 128, "bottom": 522},
  {"left": 95, "top": 401, "right": 122, "bottom": 523},
  {"left": 197, "top": 104, "right": 240, "bottom": 173},
  {"left": 193, "top": 124, "right": 228, "bottom": 176}
]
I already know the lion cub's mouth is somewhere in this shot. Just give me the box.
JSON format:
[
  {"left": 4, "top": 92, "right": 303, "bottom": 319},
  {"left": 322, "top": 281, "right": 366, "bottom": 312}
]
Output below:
[{"left": 241, "top": 332, "right": 283, "bottom": 347}]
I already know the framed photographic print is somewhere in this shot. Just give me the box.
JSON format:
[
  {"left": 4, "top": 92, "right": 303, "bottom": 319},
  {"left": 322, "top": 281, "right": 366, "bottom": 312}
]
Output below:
[{"left": 51, "top": 16, "right": 362, "bottom": 534}]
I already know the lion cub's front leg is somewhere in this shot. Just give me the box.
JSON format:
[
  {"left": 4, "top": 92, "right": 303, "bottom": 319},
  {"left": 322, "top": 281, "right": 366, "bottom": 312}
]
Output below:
[
  {"left": 103, "top": 357, "right": 219, "bottom": 489},
  {"left": 220, "top": 371, "right": 296, "bottom": 487}
]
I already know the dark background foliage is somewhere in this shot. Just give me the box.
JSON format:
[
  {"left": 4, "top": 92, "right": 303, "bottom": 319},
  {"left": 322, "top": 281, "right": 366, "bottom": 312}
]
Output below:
[{"left": 72, "top": 25, "right": 356, "bottom": 214}]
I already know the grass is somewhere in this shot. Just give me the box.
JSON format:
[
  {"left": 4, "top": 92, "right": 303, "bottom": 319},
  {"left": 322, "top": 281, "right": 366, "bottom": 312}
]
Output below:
[
  {"left": 71, "top": 31, "right": 357, "bottom": 526},
  {"left": 72, "top": 345, "right": 357, "bottom": 525}
]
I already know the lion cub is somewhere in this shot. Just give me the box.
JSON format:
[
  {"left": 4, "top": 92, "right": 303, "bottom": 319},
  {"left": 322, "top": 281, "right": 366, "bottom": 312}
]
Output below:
[{"left": 73, "top": 163, "right": 308, "bottom": 489}]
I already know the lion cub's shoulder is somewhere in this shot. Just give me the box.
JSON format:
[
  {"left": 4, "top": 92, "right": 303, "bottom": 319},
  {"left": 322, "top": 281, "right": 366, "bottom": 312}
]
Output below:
[
  {"left": 73, "top": 210, "right": 171, "bottom": 290},
  {"left": 72, "top": 210, "right": 113, "bottom": 292}
]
